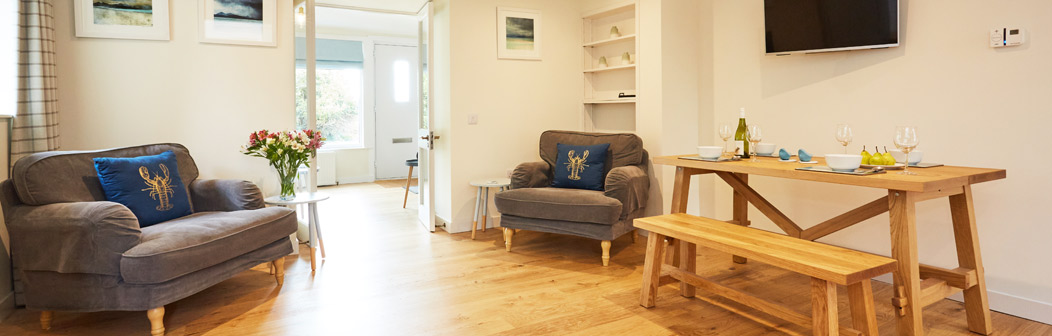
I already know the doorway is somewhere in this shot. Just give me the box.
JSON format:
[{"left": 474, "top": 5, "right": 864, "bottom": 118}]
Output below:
[{"left": 294, "top": 1, "right": 436, "bottom": 232}]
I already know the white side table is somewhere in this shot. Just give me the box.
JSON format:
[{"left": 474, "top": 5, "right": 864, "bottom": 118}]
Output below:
[
  {"left": 470, "top": 178, "right": 511, "bottom": 240},
  {"left": 265, "top": 192, "right": 330, "bottom": 272}
]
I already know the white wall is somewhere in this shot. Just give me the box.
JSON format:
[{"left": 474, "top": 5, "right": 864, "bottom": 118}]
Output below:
[
  {"left": 53, "top": 1, "right": 295, "bottom": 193},
  {"left": 704, "top": 0, "right": 1052, "bottom": 322},
  {"left": 435, "top": 0, "right": 583, "bottom": 231}
]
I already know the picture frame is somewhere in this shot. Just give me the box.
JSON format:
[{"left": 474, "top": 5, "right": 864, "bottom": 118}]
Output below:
[
  {"left": 198, "top": 0, "right": 277, "bottom": 47},
  {"left": 74, "top": 0, "right": 171, "bottom": 40},
  {"left": 496, "top": 7, "right": 541, "bottom": 60}
]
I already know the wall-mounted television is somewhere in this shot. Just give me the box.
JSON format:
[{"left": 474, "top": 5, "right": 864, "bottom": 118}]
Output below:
[{"left": 764, "top": 0, "right": 899, "bottom": 55}]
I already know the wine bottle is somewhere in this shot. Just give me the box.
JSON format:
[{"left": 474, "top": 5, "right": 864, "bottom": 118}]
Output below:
[{"left": 734, "top": 108, "right": 749, "bottom": 158}]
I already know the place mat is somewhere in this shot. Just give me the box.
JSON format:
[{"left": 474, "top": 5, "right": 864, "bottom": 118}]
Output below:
[
  {"left": 910, "top": 162, "right": 943, "bottom": 168},
  {"left": 796, "top": 166, "right": 887, "bottom": 175},
  {"left": 680, "top": 156, "right": 741, "bottom": 162}
]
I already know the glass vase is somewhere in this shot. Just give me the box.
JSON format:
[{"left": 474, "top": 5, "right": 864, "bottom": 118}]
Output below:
[{"left": 276, "top": 168, "right": 297, "bottom": 201}]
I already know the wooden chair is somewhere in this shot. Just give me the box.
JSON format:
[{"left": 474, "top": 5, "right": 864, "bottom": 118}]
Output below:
[
  {"left": 636, "top": 213, "right": 897, "bottom": 336},
  {"left": 403, "top": 156, "right": 418, "bottom": 208}
]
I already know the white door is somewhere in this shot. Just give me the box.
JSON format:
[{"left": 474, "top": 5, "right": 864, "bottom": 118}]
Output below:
[
  {"left": 374, "top": 43, "right": 419, "bottom": 180},
  {"left": 417, "top": 3, "right": 436, "bottom": 232}
]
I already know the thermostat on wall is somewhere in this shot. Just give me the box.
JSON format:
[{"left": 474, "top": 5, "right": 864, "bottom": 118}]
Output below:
[{"left": 991, "top": 27, "right": 1027, "bottom": 48}]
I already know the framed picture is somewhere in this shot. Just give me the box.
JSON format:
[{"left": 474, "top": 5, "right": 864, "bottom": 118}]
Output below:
[
  {"left": 199, "top": 0, "right": 277, "bottom": 47},
  {"left": 497, "top": 7, "right": 541, "bottom": 60},
  {"left": 74, "top": 0, "right": 171, "bottom": 40}
]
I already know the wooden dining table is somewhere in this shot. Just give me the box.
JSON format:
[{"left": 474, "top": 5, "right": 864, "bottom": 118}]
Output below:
[{"left": 652, "top": 154, "right": 1006, "bottom": 336}]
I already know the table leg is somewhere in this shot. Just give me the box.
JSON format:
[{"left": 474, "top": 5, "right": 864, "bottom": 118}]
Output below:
[
  {"left": 311, "top": 203, "right": 325, "bottom": 259},
  {"left": 471, "top": 187, "right": 482, "bottom": 240},
  {"left": 889, "top": 190, "right": 923, "bottom": 336},
  {"left": 949, "top": 185, "right": 993, "bottom": 335},
  {"left": 679, "top": 241, "right": 696, "bottom": 298},
  {"left": 640, "top": 232, "right": 667, "bottom": 308},
  {"left": 481, "top": 188, "right": 489, "bottom": 233},
  {"left": 732, "top": 173, "right": 750, "bottom": 264},
  {"left": 308, "top": 202, "right": 318, "bottom": 272},
  {"left": 669, "top": 167, "right": 691, "bottom": 292}
]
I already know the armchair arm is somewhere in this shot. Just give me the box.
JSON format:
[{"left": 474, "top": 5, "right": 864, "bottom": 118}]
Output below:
[
  {"left": 8, "top": 202, "right": 141, "bottom": 276},
  {"left": 511, "top": 162, "right": 551, "bottom": 189},
  {"left": 189, "top": 179, "right": 265, "bottom": 212},
  {"left": 604, "top": 165, "right": 650, "bottom": 217}
]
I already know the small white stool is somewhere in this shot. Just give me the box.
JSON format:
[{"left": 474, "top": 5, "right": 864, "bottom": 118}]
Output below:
[{"left": 470, "top": 178, "right": 511, "bottom": 240}]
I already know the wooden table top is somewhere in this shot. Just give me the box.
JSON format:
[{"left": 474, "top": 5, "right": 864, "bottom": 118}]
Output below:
[{"left": 654, "top": 155, "right": 1006, "bottom": 193}]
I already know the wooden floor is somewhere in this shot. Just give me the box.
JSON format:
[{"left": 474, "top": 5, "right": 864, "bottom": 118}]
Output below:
[{"left": 0, "top": 182, "right": 1049, "bottom": 335}]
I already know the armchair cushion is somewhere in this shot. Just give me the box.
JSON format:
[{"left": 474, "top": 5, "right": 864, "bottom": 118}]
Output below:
[
  {"left": 8, "top": 201, "right": 141, "bottom": 276},
  {"left": 494, "top": 187, "right": 622, "bottom": 225},
  {"left": 604, "top": 165, "right": 650, "bottom": 217},
  {"left": 511, "top": 162, "right": 551, "bottom": 189},
  {"left": 94, "top": 151, "right": 193, "bottom": 227},
  {"left": 551, "top": 143, "right": 610, "bottom": 191},
  {"left": 120, "top": 207, "right": 296, "bottom": 284},
  {"left": 189, "top": 179, "right": 265, "bottom": 212}
]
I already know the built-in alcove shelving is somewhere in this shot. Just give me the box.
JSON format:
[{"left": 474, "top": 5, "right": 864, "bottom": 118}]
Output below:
[{"left": 581, "top": 1, "right": 637, "bottom": 133}]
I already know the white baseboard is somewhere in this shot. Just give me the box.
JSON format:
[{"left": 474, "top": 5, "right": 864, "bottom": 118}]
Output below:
[
  {"left": 335, "top": 176, "right": 373, "bottom": 185},
  {"left": 873, "top": 274, "right": 1052, "bottom": 325},
  {"left": 0, "top": 291, "right": 14, "bottom": 323}
]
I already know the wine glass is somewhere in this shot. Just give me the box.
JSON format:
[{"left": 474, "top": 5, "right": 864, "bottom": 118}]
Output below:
[
  {"left": 894, "top": 126, "right": 919, "bottom": 175},
  {"left": 747, "top": 125, "right": 763, "bottom": 162},
  {"left": 718, "top": 125, "right": 734, "bottom": 157},
  {"left": 835, "top": 124, "right": 853, "bottom": 154}
]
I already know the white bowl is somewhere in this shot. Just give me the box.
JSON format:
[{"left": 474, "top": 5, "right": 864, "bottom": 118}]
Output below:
[
  {"left": 825, "top": 154, "right": 863, "bottom": 172},
  {"left": 889, "top": 149, "right": 923, "bottom": 164},
  {"left": 755, "top": 143, "right": 776, "bottom": 156},
  {"left": 697, "top": 146, "right": 723, "bottom": 159}
]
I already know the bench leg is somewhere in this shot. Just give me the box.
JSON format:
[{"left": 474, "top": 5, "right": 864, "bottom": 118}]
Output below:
[
  {"left": 848, "top": 280, "right": 879, "bottom": 336},
  {"left": 680, "top": 242, "right": 696, "bottom": 298},
  {"left": 640, "top": 232, "right": 667, "bottom": 308},
  {"left": 811, "top": 278, "right": 838, "bottom": 336}
]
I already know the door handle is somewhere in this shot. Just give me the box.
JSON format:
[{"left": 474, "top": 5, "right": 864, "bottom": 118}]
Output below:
[
  {"left": 420, "top": 135, "right": 441, "bottom": 140},
  {"left": 421, "top": 132, "right": 439, "bottom": 150}
]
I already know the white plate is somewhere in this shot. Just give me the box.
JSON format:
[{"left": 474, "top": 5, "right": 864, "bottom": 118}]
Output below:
[
  {"left": 799, "top": 161, "right": 818, "bottom": 164},
  {"left": 778, "top": 159, "right": 797, "bottom": 163}
]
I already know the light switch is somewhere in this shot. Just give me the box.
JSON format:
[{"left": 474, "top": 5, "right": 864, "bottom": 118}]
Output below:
[{"left": 468, "top": 114, "right": 479, "bottom": 125}]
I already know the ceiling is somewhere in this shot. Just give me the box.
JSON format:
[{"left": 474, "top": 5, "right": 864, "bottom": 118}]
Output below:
[{"left": 318, "top": 0, "right": 428, "bottom": 14}]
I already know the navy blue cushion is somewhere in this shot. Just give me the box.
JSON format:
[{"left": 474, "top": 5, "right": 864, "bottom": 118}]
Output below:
[
  {"left": 551, "top": 143, "right": 610, "bottom": 191},
  {"left": 94, "top": 151, "right": 192, "bottom": 227}
]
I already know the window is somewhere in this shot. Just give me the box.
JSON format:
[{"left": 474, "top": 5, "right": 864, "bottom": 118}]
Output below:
[
  {"left": 295, "top": 62, "right": 364, "bottom": 148},
  {"left": 2, "top": 1, "right": 17, "bottom": 116},
  {"left": 393, "top": 60, "right": 410, "bottom": 103}
]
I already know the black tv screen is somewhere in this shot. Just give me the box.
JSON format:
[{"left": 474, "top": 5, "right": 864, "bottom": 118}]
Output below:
[{"left": 765, "top": 0, "right": 899, "bottom": 54}]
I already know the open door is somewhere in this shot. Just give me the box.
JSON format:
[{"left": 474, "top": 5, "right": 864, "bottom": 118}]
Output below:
[{"left": 416, "top": 3, "right": 436, "bottom": 232}]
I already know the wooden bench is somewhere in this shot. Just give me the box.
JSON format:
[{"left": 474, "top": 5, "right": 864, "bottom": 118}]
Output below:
[{"left": 635, "top": 213, "right": 898, "bottom": 336}]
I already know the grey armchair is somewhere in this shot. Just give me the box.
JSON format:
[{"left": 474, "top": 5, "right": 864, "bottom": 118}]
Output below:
[
  {"left": 1, "top": 144, "right": 297, "bottom": 335},
  {"left": 495, "top": 131, "right": 649, "bottom": 266}
]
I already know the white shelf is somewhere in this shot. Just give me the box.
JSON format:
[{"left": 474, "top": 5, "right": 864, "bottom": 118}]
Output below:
[
  {"left": 584, "top": 99, "right": 636, "bottom": 104},
  {"left": 583, "top": 34, "right": 636, "bottom": 48},
  {"left": 583, "top": 64, "right": 635, "bottom": 73}
]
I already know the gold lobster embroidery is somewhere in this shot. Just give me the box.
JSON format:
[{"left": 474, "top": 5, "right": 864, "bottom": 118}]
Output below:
[
  {"left": 140, "top": 164, "right": 175, "bottom": 211},
  {"left": 564, "top": 149, "right": 590, "bottom": 181}
]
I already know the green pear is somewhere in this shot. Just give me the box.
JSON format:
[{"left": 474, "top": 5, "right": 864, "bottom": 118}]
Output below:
[
  {"left": 868, "top": 147, "right": 885, "bottom": 165},
  {"left": 883, "top": 146, "right": 896, "bottom": 165},
  {"left": 860, "top": 146, "right": 872, "bottom": 165}
]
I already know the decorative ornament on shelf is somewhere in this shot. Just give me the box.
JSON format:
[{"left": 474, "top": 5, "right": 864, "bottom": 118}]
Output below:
[
  {"left": 598, "top": 56, "right": 608, "bottom": 68},
  {"left": 621, "top": 52, "right": 632, "bottom": 65},
  {"left": 242, "top": 129, "right": 325, "bottom": 201},
  {"left": 610, "top": 26, "right": 621, "bottom": 39}
]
